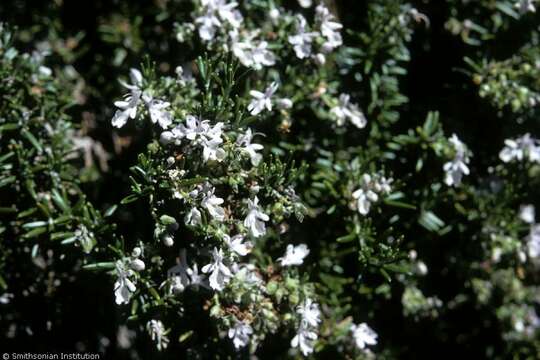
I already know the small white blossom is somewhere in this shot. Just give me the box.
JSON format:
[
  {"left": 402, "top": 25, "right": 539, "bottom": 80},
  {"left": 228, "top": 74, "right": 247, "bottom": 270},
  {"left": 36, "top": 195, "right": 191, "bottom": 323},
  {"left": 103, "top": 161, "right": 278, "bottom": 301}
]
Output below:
[
  {"left": 330, "top": 94, "right": 367, "bottom": 128},
  {"left": 350, "top": 323, "right": 378, "bottom": 350},
  {"left": 202, "top": 247, "right": 233, "bottom": 291},
  {"left": 224, "top": 234, "right": 253, "bottom": 256},
  {"left": 168, "top": 116, "right": 226, "bottom": 162},
  {"left": 278, "top": 244, "right": 310, "bottom": 266},
  {"left": 352, "top": 174, "right": 392, "bottom": 215},
  {"left": 248, "top": 82, "right": 278, "bottom": 115},
  {"left": 291, "top": 324, "right": 317, "bottom": 356},
  {"left": 298, "top": 0, "right": 313, "bottom": 7},
  {"left": 520, "top": 204, "right": 536, "bottom": 224},
  {"left": 443, "top": 134, "right": 470, "bottom": 187},
  {"left": 201, "top": 188, "right": 226, "bottom": 221},
  {"left": 297, "top": 299, "right": 321, "bottom": 327},
  {"left": 112, "top": 69, "right": 143, "bottom": 128},
  {"left": 516, "top": 0, "right": 536, "bottom": 13},
  {"left": 526, "top": 224, "right": 540, "bottom": 259},
  {"left": 237, "top": 128, "right": 264, "bottom": 166},
  {"left": 146, "top": 320, "right": 169, "bottom": 351},
  {"left": 195, "top": 0, "right": 243, "bottom": 42},
  {"left": 499, "top": 134, "right": 540, "bottom": 163},
  {"left": 288, "top": 15, "right": 318, "bottom": 59},
  {"left": 315, "top": 4, "right": 343, "bottom": 52},
  {"left": 276, "top": 98, "right": 293, "bottom": 110},
  {"left": 244, "top": 196, "right": 269, "bottom": 238},
  {"left": 114, "top": 260, "right": 136, "bottom": 305},
  {"left": 0, "top": 293, "right": 14, "bottom": 305},
  {"left": 228, "top": 321, "right": 253, "bottom": 349},
  {"left": 231, "top": 31, "right": 276, "bottom": 70},
  {"left": 185, "top": 207, "right": 203, "bottom": 226},
  {"left": 291, "top": 299, "right": 321, "bottom": 356},
  {"left": 168, "top": 249, "right": 208, "bottom": 292},
  {"left": 146, "top": 99, "right": 173, "bottom": 129},
  {"left": 130, "top": 258, "right": 145, "bottom": 272}
]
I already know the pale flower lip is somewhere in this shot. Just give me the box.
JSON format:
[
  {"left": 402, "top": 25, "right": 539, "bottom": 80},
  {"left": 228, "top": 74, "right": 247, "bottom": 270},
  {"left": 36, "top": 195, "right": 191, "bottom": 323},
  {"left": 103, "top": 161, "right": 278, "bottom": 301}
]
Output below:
[
  {"left": 278, "top": 244, "right": 310, "bottom": 266},
  {"left": 244, "top": 196, "right": 270, "bottom": 238},
  {"left": 237, "top": 128, "right": 264, "bottom": 166},
  {"left": 443, "top": 134, "right": 470, "bottom": 187},
  {"left": 114, "top": 260, "right": 136, "bottom": 305},
  {"left": 247, "top": 82, "right": 279, "bottom": 115},
  {"left": 288, "top": 15, "right": 318, "bottom": 59},
  {"left": 330, "top": 94, "right": 367, "bottom": 129},
  {"left": 224, "top": 234, "right": 253, "bottom": 256},
  {"left": 202, "top": 247, "right": 233, "bottom": 291},
  {"left": 146, "top": 319, "right": 169, "bottom": 351},
  {"left": 201, "top": 188, "right": 226, "bottom": 222},
  {"left": 291, "top": 299, "right": 321, "bottom": 355},
  {"left": 350, "top": 322, "right": 378, "bottom": 350},
  {"left": 228, "top": 321, "right": 253, "bottom": 349}
]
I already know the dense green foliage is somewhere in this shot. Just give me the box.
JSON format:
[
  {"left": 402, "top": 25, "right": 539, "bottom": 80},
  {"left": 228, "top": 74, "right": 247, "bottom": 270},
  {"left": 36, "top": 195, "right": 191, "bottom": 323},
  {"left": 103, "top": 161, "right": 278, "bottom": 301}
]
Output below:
[{"left": 1, "top": 1, "right": 540, "bottom": 359}]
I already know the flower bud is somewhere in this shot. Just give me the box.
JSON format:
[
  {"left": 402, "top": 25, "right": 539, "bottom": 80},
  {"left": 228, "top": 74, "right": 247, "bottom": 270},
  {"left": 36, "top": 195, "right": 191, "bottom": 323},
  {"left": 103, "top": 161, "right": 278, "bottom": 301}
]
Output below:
[
  {"left": 131, "top": 247, "right": 142, "bottom": 258},
  {"left": 131, "top": 258, "right": 146, "bottom": 272},
  {"left": 160, "top": 131, "right": 175, "bottom": 145},
  {"left": 163, "top": 235, "right": 174, "bottom": 247}
]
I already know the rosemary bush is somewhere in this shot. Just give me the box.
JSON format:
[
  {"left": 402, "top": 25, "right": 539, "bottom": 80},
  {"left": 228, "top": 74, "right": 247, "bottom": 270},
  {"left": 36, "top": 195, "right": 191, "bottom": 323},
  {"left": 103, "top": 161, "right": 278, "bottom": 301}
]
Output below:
[{"left": 1, "top": 0, "right": 540, "bottom": 359}]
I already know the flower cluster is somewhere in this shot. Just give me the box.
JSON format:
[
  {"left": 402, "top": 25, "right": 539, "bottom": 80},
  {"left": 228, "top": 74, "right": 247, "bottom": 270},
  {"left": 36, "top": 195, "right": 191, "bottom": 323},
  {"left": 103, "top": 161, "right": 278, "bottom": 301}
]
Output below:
[
  {"left": 291, "top": 299, "right": 321, "bottom": 356},
  {"left": 351, "top": 174, "right": 393, "bottom": 215},
  {"left": 443, "top": 134, "right": 471, "bottom": 187},
  {"left": 499, "top": 134, "right": 540, "bottom": 163}
]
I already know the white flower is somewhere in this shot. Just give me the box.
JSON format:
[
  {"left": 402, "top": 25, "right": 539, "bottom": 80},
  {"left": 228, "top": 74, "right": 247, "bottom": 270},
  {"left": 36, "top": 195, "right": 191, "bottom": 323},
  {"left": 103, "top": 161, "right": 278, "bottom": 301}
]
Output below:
[
  {"left": 520, "top": 204, "right": 536, "bottom": 224},
  {"left": 201, "top": 188, "right": 226, "bottom": 221},
  {"left": 228, "top": 321, "right": 253, "bottom": 349},
  {"left": 231, "top": 30, "right": 276, "bottom": 70},
  {"left": 146, "top": 320, "right": 169, "bottom": 351},
  {"left": 526, "top": 225, "right": 540, "bottom": 259},
  {"left": 352, "top": 174, "right": 392, "bottom": 215},
  {"left": 202, "top": 247, "right": 233, "bottom": 291},
  {"left": 291, "top": 325, "right": 317, "bottom": 355},
  {"left": 296, "top": 299, "right": 321, "bottom": 327},
  {"left": 196, "top": 9, "right": 221, "bottom": 41},
  {"left": 250, "top": 41, "right": 277, "bottom": 69},
  {"left": 0, "top": 293, "right": 14, "bottom": 305},
  {"left": 330, "top": 94, "right": 367, "bottom": 128},
  {"left": 237, "top": 128, "right": 264, "bottom": 166},
  {"left": 291, "top": 299, "right": 321, "bottom": 356},
  {"left": 443, "top": 134, "right": 470, "bottom": 187},
  {"left": 170, "top": 116, "right": 226, "bottom": 162},
  {"left": 298, "top": 0, "right": 313, "bottom": 8},
  {"left": 147, "top": 99, "right": 173, "bottom": 129},
  {"left": 202, "top": 126, "right": 226, "bottom": 162},
  {"left": 315, "top": 4, "right": 343, "bottom": 52},
  {"left": 516, "top": 0, "right": 536, "bottom": 13},
  {"left": 215, "top": 0, "right": 243, "bottom": 28},
  {"left": 291, "top": 323, "right": 318, "bottom": 356},
  {"left": 443, "top": 158, "right": 470, "bottom": 187},
  {"left": 224, "top": 234, "right": 253, "bottom": 256},
  {"left": 248, "top": 82, "right": 278, "bottom": 115},
  {"left": 499, "top": 134, "right": 540, "bottom": 163},
  {"left": 168, "top": 249, "right": 208, "bottom": 292},
  {"left": 244, "top": 196, "right": 269, "bottom": 238},
  {"left": 195, "top": 0, "right": 243, "bottom": 42},
  {"left": 276, "top": 98, "right": 293, "bottom": 110},
  {"left": 112, "top": 69, "right": 143, "bottom": 128},
  {"left": 185, "top": 207, "right": 203, "bottom": 226},
  {"left": 113, "top": 260, "right": 136, "bottom": 305},
  {"left": 350, "top": 323, "right": 378, "bottom": 350},
  {"left": 130, "top": 258, "right": 145, "bottom": 272},
  {"left": 288, "top": 15, "right": 318, "bottom": 59},
  {"left": 278, "top": 244, "right": 310, "bottom": 266}
]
